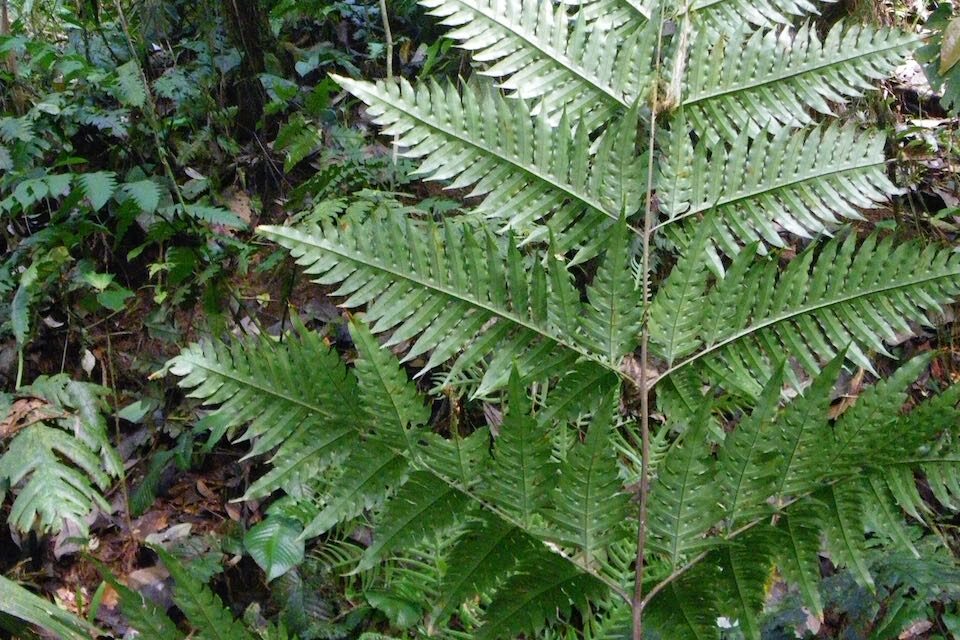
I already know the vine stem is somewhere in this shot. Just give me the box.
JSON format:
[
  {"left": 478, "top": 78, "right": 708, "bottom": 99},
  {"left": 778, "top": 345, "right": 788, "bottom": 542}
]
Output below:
[
  {"left": 633, "top": 13, "right": 666, "bottom": 639},
  {"left": 379, "top": 0, "right": 399, "bottom": 170}
]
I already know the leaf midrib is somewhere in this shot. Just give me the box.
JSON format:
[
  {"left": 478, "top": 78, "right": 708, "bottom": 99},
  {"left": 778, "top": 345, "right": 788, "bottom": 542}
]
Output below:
[{"left": 374, "top": 83, "right": 622, "bottom": 229}]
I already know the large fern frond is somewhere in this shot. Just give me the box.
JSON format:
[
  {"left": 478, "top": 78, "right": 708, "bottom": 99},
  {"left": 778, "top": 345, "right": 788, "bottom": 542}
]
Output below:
[
  {"left": 656, "top": 234, "right": 960, "bottom": 396},
  {"left": 657, "top": 122, "right": 900, "bottom": 257},
  {"left": 0, "top": 376, "right": 120, "bottom": 536},
  {"left": 168, "top": 329, "right": 360, "bottom": 499},
  {"left": 333, "top": 77, "right": 644, "bottom": 258},
  {"left": 259, "top": 217, "right": 625, "bottom": 396},
  {"left": 418, "top": 0, "right": 657, "bottom": 127},
  {"left": 681, "top": 22, "right": 916, "bottom": 140}
]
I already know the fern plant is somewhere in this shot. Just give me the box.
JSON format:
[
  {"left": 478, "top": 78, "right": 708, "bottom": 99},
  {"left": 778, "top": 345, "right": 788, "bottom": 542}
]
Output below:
[
  {"left": 0, "top": 374, "right": 122, "bottom": 537},
  {"left": 168, "top": 1, "right": 960, "bottom": 638}
]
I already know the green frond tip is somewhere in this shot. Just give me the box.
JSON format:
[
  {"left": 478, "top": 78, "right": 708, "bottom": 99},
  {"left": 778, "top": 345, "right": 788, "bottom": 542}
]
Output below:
[
  {"left": 77, "top": 171, "right": 117, "bottom": 211},
  {"left": 483, "top": 369, "right": 556, "bottom": 526},
  {"left": 357, "top": 471, "right": 471, "bottom": 572},
  {"left": 432, "top": 513, "right": 539, "bottom": 624},
  {"left": 648, "top": 400, "right": 722, "bottom": 566},
  {"left": 349, "top": 317, "right": 431, "bottom": 455},
  {"left": 546, "top": 395, "right": 630, "bottom": 561},
  {"left": 476, "top": 553, "right": 608, "bottom": 640}
]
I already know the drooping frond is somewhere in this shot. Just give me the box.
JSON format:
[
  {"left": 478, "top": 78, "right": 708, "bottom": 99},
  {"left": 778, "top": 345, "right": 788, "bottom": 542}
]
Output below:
[
  {"left": 776, "top": 501, "right": 824, "bottom": 617},
  {"left": 0, "top": 576, "right": 98, "bottom": 640},
  {"left": 358, "top": 472, "right": 472, "bottom": 572},
  {"left": 821, "top": 482, "right": 875, "bottom": 589},
  {"left": 476, "top": 553, "right": 608, "bottom": 640},
  {"left": 657, "top": 122, "right": 900, "bottom": 257},
  {"left": 0, "top": 424, "right": 111, "bottom": 536},
  {"left": 168, "top": 329, "right": 360, "bottom": 499},
  {"left": 715, "top": 526, "right": 778, "bottom": 640},
  {"left": 418, "top": 0, "right": 658, "bottom": 127},
  {"left": 333, "top": 76, "right": 643, "bottom": 258},
  {"left": 658, "top": 234, "right": 960, "bottom": 396},
  {"left": 432, "top": 513, "right": 538, "bottom": 624},
  {"left": 682, "top": 22, "right": 916, "bottom": 140},
  {"left": 154, "top": 547, "right": 256, "bottom": 640},
  {"left": 259, "top": 217, "right": 626, "bottom": 396}
]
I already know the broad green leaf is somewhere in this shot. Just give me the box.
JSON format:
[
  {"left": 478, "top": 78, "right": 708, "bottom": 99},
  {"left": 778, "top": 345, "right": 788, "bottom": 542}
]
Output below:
[
  {"left": 78, "top": 171, "right": 117, "bottom": 211},
  {"left": 0, "top": 576, "right": 98, "bottom": 640},
  {"left": 123, "top": 180, "right": 161, "bottom": 214},
  {"left": 244, "top": 516, "right": 305, "bottom": 582},
  {"left": 117, "top": 60, "right": 147, "bottom": 108}
]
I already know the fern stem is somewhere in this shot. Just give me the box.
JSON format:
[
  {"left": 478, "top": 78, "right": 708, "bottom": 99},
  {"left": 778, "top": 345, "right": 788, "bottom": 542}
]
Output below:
[
  {"left": 378, "top": 0, "right": 399, "bottom": 170},
  {"left": 633, "top": 12, "right": 667, "bottom": 640}
]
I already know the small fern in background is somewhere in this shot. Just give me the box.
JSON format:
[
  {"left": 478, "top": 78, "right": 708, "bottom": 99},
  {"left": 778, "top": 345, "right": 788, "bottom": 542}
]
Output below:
[
  {"left": 0, "top": 374, "right": 121, "bottom": 536},
  {"left": 166, "top": 0, "right": 960, "bottom": 639}
]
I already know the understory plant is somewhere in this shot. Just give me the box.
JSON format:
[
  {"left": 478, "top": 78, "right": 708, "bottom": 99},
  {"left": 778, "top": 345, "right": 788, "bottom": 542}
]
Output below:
[{"left": 165, "top": 1, "right": 960, "bottom": 639}]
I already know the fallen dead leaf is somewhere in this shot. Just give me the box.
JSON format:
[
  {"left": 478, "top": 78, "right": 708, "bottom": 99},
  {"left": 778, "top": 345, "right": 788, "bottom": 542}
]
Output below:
[
  {"left": 224, "top": 187, "right": 254, "bottom": 225},
  {"left": 899, "top": 620, "right": 933, "bottom": 638},
  {"left": 196, "top": 479, "right": 218, "bottom": 501},
  {"left": 0, "top": 397, "right": 61, "bottom": 439}
]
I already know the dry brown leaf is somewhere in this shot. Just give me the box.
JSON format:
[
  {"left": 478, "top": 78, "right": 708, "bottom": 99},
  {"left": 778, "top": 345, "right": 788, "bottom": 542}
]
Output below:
[
  {"left": 0, "top": 397, "right": 60, "bottom": 439},
  {"left": 224, "top": 187, "right": 254, "bottom": 225}
]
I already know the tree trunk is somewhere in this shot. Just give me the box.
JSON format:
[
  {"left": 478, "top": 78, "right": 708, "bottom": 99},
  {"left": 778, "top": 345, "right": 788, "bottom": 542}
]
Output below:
[{"left": 221, "top": 0, "right": 269, "bottom": 137}]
